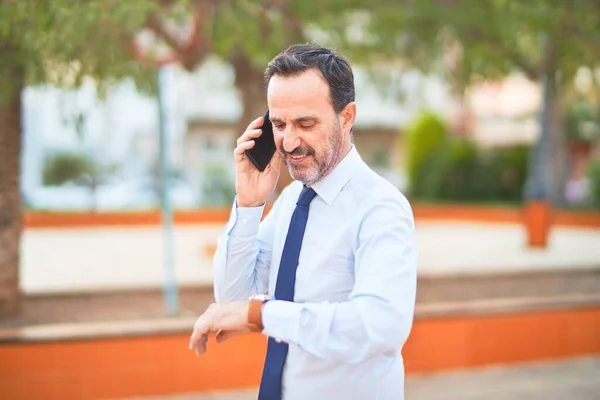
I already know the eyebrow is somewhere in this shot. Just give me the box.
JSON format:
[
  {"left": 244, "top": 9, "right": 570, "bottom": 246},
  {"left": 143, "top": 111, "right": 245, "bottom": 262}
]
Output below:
[{"left": 270, "top": 116, "right": 319, "bottom": 124}]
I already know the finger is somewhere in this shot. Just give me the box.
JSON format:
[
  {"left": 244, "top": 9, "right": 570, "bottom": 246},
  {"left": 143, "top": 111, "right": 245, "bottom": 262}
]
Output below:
[
  {"left": 194, "top": 332, "right": 209, "bottom": 350},
  {"left": 215, "top": 329, "right": 231, "bottom": 343},
  {"left": 216, "top": 328, "right": 243, "bottom": 343},
  {"left": 235, "top": 117, "right": 264, "bottom": 147},
  {"left": 216, "top": 324, "right": 260, "bottom": 343},
  {"left": 247, "top": 116, "right": 264, "bottom": 131},
  {"left": 192, "top": 333, "right": 209, "bottom": 355},
  {"left": 194, "top": 343, "right": 204, "bottom": 356},
  {"left": 233, "top": 140, "right": 256, "bottom": 164},
  {"left": 216, "top": 329, "right": 246, "bottom": 343},
  {"left": 189, "top": 320, "right": 209, "bottom": 349},
  {"left": 237, "top": 128, "right": 263, "bottom": 146}
]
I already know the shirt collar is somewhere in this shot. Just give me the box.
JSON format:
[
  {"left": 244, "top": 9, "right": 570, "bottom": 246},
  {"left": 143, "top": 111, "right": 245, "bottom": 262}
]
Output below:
[{"left": 310, "top": 145, "right": 362, "bottom": 206}]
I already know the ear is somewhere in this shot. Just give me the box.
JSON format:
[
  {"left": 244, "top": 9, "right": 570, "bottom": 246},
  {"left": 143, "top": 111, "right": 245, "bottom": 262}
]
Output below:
[{"left": 340, "top": 102, "right": 357, "bottom": 133}]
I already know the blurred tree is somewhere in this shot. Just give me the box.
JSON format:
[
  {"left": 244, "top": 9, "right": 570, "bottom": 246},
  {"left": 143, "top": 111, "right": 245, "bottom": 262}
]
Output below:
[
  {"left": 0, "top": 0, "right": 376, "bottom": 315},
  {"left": 0, "top": 1, "right": 158, "bottom": 315},
  {"left": 588, "top": 157, "right": 600, "bottom": 207},
  {"left": 363, "top": 0, "right": 600, "bottom": 207},
  {"left": 404, "top": 110, "right": 448, "bottom": 196},
  {"left": 137, "top": 0, "right": 372, "bottom": 193},
  {"left": 200, "top": 163, "right": 236, "bottom": 207},
  {"left": 419, "top": 141, "right": 531, "bottom": 203},
  {"left": 42, "top": 151, "right": 96, "bottom": 186}
]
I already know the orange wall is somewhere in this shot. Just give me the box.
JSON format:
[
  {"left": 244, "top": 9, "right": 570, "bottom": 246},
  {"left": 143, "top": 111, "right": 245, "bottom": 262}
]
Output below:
[
  {"left": 23, "top": 209, "right": 232, "bottom": 228},
  {"left": 1, "top": 307, "right": 599, "bottom": 400},
  {"left": 0, "top": 333, "right": 264, "bottom": 400},
  {"left": 403, "top": 307, "right": 600, "bottom": 373},
  {"left": 22, "top": 205, "right": 600, "bottom": 229}
]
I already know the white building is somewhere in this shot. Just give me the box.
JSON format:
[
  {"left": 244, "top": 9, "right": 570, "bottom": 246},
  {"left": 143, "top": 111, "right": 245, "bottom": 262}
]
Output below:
[{"left": 25, "top": 57, "right": 528, "bottom": 211}]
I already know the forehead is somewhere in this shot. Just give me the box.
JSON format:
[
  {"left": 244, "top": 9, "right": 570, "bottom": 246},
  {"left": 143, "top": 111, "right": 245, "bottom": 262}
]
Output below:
[{"left": 267, "top": 69, "right": 332, "bottom": 119}]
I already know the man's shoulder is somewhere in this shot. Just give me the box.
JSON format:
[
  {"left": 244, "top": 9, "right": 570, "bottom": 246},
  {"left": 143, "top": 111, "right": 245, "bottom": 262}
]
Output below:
[{"left": 351, "top": 165, "right": 412, "bottom": 211}]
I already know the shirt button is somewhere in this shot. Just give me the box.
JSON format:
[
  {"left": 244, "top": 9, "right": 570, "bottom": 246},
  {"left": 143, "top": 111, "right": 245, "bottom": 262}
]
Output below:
[{"left": 240, "top": 218, "right": 248, "bottom": 224}]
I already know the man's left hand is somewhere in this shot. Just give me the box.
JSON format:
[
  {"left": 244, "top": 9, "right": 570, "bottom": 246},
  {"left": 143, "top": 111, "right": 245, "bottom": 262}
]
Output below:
[{"left": 189, "top": 301, "right": 260, "bottom": 356}]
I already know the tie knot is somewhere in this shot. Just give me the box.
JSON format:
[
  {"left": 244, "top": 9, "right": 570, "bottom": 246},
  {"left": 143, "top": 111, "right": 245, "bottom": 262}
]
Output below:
[{"left": 296, "top": 186, "right": 317, "bottom": 206}]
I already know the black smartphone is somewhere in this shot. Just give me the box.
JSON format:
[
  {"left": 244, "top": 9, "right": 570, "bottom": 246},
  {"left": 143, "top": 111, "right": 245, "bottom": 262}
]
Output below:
[{"left": 245, "top": 109, "right": 276, "bottom": 172}]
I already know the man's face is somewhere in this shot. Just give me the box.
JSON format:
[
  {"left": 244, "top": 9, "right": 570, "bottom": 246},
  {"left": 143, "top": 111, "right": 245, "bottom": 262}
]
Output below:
[{"left": 267, "top": 68, "right": 354, "bottom": 186}]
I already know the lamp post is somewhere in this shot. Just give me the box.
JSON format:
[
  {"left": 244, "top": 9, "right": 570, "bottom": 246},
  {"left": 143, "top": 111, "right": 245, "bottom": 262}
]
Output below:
[
  {"left": 156, "top": 66, "right": 179, "bottom": 315},
  {"left": 132, "top": 12, "right": 205, "bottom": 315}
]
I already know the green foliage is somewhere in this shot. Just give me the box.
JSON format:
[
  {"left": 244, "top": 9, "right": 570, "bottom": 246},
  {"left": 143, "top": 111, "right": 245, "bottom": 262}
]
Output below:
[
  {"left": 42, "top": 151, "right": 96, "bottom": 186},
  {"left": 404, "top": 111, "right": 448, "bottom": 196},
  {"left": 200, "top": 164, "right": 236, "bottom": 207},
  {"left": 563, "top": 100, "right": 600, "bottom": 142},
  {"left": 477, "top": 144, "right": 531, "bottom": 201},
  {"left": 147, "top": 0, "right": 375, "bottom": 76},
  {"left": 0, "top": 0, "right": 159, "bottom": 105},
  {"left": 588, "top": 157, "right": 600, "bottom": 207},
  {"left": 435, "top": 140, "right": 479, "bottom": 200},
  {"left": 361, "top": 0, "right": 600, "bottom": 208},
  {"left": 3, "top": 0, "right": 599, "bottom": 109},
  {"left": 412, "top": 140, "right": 531, "bottom": 203},
  {"left": 365, "top": 1, "right": 600, "bottom": 91}
]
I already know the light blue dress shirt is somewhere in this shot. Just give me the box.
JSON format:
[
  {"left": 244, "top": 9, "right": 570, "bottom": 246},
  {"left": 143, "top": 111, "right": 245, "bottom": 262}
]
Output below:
[{"left": 213, "top": 146, "right": 418, "bottom": 400}]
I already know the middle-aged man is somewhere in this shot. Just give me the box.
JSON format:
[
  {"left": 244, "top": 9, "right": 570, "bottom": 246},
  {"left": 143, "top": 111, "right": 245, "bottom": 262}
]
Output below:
[{"left": 189, "top": 43, "right": 418, "bottom": 400}]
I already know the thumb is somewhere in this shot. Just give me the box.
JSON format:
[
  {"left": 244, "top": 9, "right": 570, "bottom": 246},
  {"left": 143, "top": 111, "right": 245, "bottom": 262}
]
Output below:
[
  {"left": 215, "top": 329, "right": 236, "bottom": 343},
  {"left": 216, "top": 325, "right": 260, "bottom": 343}
]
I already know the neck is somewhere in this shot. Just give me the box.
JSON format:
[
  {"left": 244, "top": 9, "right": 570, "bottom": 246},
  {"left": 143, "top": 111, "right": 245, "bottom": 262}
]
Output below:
[{"left": 309, "top": 141, "right": 352, "bottom": 186}]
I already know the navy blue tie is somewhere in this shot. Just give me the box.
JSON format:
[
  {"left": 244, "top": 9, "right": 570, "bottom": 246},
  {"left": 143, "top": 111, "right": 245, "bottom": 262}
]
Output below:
[{"left": 258, "top": 186, "right": 318, "bottom": 400}]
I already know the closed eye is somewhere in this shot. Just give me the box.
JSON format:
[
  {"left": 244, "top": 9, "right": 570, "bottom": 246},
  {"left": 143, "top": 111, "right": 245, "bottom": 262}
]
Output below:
[{"left": 273, "top": 124, "right": 286, "bottom": 131}]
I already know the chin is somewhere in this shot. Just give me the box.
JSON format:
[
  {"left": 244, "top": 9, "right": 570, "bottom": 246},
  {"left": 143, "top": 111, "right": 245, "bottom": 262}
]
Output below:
[{"left": 288, "top": 165, "right": 320, "bottom": 186}]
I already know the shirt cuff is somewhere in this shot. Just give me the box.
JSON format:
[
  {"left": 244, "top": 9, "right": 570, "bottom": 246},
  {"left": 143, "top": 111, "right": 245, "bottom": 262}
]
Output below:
[
  {"left": 261, "top": 300, "right": 304, "bottom": 344},
  {"left": 227, "top": 197, "right": 265, "bottom": 237}
]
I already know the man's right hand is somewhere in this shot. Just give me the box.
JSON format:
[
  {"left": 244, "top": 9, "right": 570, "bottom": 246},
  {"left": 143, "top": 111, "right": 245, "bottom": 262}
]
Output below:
[{"left": 234, "top": 116, "right": 281, "bottom": 207}]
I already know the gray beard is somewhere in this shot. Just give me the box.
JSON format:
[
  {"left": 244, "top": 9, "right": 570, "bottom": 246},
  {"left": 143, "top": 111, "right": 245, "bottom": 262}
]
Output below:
[{"left": 286, "top": 122, "right": 344, "bottom": 186}]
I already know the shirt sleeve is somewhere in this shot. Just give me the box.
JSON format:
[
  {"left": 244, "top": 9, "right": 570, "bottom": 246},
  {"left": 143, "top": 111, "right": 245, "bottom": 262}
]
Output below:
[
  {"left": 213, "top": 192, "right": 284, "bottom": 302},
  {"left": 261, "top": 194, "right": 418, "bottom": 364}
]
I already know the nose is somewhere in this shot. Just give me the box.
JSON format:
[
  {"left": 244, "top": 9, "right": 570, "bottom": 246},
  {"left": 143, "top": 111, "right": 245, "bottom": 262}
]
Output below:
[{"left": 281, "top": 128, "right": 301, "bottom": 153}]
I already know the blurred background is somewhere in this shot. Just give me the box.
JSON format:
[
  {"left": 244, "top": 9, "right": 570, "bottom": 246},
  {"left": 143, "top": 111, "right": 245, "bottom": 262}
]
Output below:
[{"left": 0, "top": 1, "right": 599, "bottom": 399}]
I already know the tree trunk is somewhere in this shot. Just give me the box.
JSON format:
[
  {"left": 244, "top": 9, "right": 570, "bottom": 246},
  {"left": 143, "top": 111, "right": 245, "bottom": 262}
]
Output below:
[
  {"left": 230, "top": 51, "right": 293, "bottom": 195},
  {"left": 525, "top": 71, "right": 553, "bottom": 199},
  {"left": 547, "top": 79, "right": 569, "bottom": 208},
  {"left": 231, "top": 50, "right": 268, "bottom": 141},
  {"left": 524, "top": 36, "right": 568, "bottom": 208},
  {"left": 525, "top": 72, "right": 568, "bottom": 207},
  {"left": 0, "top": 67, "right": 24, "bottom": 316}
]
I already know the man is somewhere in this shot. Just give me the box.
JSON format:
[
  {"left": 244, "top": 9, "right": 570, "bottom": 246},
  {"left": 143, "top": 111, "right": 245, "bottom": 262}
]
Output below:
[{"left": 189, "top": 44, "right": 418, "bottom": 400}]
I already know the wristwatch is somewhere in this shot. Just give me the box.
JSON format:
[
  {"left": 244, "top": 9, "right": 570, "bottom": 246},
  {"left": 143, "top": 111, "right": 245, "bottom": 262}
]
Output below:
[{"left": 248, "top": 294, "right": 270, "bottom": 330}]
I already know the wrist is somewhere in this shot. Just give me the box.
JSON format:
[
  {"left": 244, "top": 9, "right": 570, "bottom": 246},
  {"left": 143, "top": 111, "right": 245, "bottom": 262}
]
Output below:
[
  {"left": 248, "top": 294, "right": 270, "bottom": 330},
  {"left": 236, "top": 197, "right": 265, "bottom": 208}
]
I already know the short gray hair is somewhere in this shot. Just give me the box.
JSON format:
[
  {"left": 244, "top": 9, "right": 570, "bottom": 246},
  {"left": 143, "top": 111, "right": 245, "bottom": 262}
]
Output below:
[{"left": 265, "top": 44, "right": 355, "bottom": 114}]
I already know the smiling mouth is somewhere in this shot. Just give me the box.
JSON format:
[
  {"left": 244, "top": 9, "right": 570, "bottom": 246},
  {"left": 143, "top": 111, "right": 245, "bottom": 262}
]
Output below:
[{"left": 287, "top": 154, "right": 310, "bottom": 164}]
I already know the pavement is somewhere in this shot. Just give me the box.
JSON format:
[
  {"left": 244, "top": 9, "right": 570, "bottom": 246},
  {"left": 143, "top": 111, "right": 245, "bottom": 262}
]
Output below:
[
  {"left": 20, "top": 222, "right": 600, "bottom": 294},
  {"left": 123, "top": 356, "right": 600, "bottom": 400}
]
